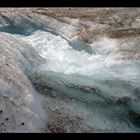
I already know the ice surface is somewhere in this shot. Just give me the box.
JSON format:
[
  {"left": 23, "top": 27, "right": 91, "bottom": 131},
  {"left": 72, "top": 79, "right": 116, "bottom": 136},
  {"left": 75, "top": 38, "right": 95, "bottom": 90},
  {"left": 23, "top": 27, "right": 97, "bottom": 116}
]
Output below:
[{"left": 19, "top": 30, "right": 140, "bottom": 132}]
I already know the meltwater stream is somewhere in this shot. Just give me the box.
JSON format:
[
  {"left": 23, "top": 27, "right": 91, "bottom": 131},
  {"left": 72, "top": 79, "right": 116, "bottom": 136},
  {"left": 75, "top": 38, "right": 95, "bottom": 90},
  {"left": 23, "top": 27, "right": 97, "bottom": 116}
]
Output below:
[{"left": 19, "top": 30, "right": 140, "bottom": 132}]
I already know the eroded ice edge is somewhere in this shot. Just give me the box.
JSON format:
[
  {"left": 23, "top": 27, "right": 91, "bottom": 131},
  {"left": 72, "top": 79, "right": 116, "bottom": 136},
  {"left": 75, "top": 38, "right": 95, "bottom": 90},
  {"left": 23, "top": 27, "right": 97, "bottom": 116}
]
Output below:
[{"left": 13, "top": 30, "right": 140, "bottom": 132}]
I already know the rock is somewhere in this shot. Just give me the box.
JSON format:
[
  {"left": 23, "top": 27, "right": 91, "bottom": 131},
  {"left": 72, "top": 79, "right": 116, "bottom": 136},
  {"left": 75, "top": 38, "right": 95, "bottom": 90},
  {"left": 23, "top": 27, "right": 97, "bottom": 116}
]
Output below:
[
  {"left": 54, "top": 106, "right": 59, "bottom": 110},
  {"left": 1, "top": 123, "right": 4, "bottom": 125},
  {"left": 21, "top": 122, "right": 25, "bottom": 125},
  {"left": 5, "top": 118, "right": 9, "bottom": 121}
]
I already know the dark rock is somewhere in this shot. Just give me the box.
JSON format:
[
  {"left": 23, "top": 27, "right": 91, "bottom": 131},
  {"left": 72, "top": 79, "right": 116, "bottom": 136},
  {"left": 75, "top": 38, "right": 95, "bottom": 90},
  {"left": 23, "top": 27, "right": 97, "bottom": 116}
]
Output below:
[
  {"left": 5, "top": 118, "right": 9, "bottom": 121},
  {"left": 21, "top": 122, "right": 25, "bottom": 125},
  {"left": 1, "top": 122, "right": 4, "bottom": 125}
]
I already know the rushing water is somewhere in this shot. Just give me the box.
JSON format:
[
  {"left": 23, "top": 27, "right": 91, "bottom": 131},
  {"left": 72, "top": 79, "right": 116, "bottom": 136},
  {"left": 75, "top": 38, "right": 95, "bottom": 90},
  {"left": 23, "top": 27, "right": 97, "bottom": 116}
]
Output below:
[{"left": 18, "top": 30, "right": 140, "bottom": 132}]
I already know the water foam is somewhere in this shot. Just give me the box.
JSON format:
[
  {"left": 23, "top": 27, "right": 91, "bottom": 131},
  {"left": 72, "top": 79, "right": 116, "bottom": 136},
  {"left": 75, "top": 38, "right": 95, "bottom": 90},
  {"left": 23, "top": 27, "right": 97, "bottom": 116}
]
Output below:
[{"left": 20, "top": 30, "right": 140, "bottom": 83}]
